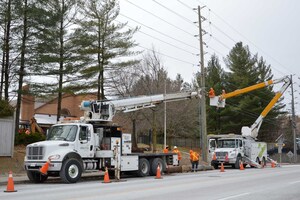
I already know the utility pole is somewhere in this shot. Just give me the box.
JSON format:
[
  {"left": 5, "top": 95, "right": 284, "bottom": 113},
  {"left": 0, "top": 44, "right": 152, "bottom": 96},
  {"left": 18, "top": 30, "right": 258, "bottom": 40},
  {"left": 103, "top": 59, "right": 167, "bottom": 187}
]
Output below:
[
  {"left": 164, "top": 79, "right": 167, "bottom": 149},
  {"left": 290, "top": 75, "right": 297, "bottom": 163},
  {"left": 197, "top": 5, "right": 207, "bottom": 162}
]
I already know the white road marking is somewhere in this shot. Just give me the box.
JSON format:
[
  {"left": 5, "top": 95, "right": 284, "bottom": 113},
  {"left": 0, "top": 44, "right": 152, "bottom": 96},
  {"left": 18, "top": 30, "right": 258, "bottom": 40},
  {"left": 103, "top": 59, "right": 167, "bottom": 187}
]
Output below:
[
  {"left": 218, "top": 192, "right": 250, "bottom": 200},
  {"left": 289, "top": 180, "right": 300, "bottom": 184}
]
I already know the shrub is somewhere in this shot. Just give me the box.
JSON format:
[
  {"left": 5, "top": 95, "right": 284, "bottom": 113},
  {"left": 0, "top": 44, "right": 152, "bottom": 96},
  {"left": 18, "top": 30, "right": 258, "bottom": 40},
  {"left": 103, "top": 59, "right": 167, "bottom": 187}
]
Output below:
[
  {"left": 15, "top": 129, "right": 46, "bottom": 145},
  {"left": 0, "top": 99, "right": 14, "bottom": 117}
]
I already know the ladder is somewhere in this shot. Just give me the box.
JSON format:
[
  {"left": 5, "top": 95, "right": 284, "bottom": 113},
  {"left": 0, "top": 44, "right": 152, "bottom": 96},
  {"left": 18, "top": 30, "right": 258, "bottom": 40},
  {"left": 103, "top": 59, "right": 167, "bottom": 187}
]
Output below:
[{"left": 242, "top": 156, "right": 262, "bottom": 168}]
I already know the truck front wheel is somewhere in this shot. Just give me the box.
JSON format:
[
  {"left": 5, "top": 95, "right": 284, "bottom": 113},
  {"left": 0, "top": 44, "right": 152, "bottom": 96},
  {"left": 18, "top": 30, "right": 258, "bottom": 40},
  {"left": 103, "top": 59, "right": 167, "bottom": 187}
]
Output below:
[
  {"left": 60, "top": 158, "right": 82, "bottom": 183},
  {"left": 137, "top": 158, "right": 150, "bottom": 177},
  {"left": 234, "top": 156, "right": 241, "bottom": 169},
  {"left": 211, "top": 161, "right": 218, "bottom": 169},
  {"left": 27, "top": 171, "right": 48, "bottom": 183}
]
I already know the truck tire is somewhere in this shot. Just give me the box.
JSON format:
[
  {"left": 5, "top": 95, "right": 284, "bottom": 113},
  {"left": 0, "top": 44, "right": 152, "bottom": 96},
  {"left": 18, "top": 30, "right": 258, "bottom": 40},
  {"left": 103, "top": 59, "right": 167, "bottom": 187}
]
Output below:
[
  {"left": 234, "top": 156, "right": 241, "bottom": 169},
  {"left": 27, "top": 171, "right": 48, "bottom": 183},
  {"left": 262, "top": 157, "right": 266, "bottom": 167},
  {"left": 60, "top": 158, "right": 82, "bottom": 183},
  {"left": 137, "top": 158, "right": 150, "bottom": 177},
  {"left": 211, "top": 161, "right": 218, "bottom": 169},
  {"left": 150, "top": 158, "right": 165, "bottom": 176}
]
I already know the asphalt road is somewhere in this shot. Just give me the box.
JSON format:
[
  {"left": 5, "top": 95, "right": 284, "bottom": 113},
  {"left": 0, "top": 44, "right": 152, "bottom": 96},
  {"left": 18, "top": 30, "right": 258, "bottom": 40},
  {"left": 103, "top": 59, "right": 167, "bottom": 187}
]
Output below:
[{"left": 1, "top": 165, "right": 300, "bottom": 200}]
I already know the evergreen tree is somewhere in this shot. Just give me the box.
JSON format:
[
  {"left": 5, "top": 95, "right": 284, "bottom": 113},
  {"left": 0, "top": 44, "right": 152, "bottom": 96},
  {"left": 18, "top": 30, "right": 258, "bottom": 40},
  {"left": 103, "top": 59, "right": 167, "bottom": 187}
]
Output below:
[
  {"left": 32, "top": 0, "right": 82, "bottom": 121},
  {"left": 205, "top": 54, "right": 225, "bottom": 134},
  {"left": 75, "top": 0, "right": 139, "bottom": 100},
  {"left": 220, "top": 42, "right": 284, "bottom": 141}
]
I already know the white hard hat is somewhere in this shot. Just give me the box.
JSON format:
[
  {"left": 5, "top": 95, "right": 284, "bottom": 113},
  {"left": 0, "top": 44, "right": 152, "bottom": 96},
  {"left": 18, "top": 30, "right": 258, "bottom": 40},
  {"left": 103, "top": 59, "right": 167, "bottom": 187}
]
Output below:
[{"left": 174, "top": 146, "right": 177, "bottom": 149}]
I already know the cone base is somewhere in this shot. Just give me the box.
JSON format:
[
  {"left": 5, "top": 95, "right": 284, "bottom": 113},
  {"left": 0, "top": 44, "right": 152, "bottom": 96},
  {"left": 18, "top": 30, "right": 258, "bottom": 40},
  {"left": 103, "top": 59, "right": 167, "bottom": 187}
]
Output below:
[
  {"left": 4, "top": 190, "right": 17, "bottom": 193},
  {"left": 102, "top": 181, "right": 111, "bottom": 183},
  {"left": 155, "top": 177, "right": 163, "bottom": 179}
]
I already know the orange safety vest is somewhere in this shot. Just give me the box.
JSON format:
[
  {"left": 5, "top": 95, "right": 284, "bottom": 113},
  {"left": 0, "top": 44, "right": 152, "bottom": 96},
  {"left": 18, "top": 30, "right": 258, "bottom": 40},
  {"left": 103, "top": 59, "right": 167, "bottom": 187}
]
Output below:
[
  {"left": 192, "top": 152, "right": 199, "bottom": 162},
  {"left": 173, "top": 149, "right": 182, "bottom": 160},
  {"left": 189, "top": 150, "right": 193, "bottom": 161},
  {"left": 163, "top": 148, "right": 169, "bottom": 153}
]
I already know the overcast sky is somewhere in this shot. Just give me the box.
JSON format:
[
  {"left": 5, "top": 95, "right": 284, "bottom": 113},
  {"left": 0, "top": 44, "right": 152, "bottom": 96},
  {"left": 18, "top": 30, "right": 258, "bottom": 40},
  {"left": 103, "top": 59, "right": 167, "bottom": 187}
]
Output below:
[{"left": 118, "top": 0, "right": 300, "bottom": 114}]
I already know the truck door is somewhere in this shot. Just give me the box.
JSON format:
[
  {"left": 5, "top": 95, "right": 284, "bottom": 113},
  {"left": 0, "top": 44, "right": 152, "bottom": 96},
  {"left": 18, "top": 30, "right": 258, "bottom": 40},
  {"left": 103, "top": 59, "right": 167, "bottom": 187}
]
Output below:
[
  {"left": 77, "top": 125, "right": 94, "bottom": 158},
  {"left": 208, "top": 138, "right": 217, "bottom": 162}
]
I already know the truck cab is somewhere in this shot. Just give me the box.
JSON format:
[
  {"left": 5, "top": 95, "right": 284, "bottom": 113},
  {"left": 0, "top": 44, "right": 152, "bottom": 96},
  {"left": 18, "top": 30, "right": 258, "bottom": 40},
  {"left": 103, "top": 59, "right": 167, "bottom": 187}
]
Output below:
[{"left": 209, "top": 134, "right": 244, "bottom": 169}]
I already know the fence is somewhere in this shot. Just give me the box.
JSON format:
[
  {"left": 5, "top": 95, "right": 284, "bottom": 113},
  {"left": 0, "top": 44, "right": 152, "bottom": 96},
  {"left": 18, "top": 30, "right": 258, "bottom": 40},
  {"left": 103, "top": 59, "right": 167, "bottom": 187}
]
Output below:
[
  {"left": 0, "top": 116, "right": 15, "bottom": 157},
  {"left": 138, "top": 134, "right": 201, "bottom": 150}
]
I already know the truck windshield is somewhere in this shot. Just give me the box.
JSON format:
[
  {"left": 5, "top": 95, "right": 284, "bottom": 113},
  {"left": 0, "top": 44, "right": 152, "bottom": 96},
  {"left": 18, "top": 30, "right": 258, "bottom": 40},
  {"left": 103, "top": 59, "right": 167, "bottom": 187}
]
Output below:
[
  {"left": 47, "top": 125, "right": 78, "bottom": 142},
  {"left": 217, "top": 139, "right": 236, "bottom": 148}
]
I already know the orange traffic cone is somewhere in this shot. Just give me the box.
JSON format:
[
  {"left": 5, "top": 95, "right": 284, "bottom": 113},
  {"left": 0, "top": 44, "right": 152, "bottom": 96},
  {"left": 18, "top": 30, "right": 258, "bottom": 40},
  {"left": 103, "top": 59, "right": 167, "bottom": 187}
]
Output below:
[
  {"left": 103, "top": 167, "right": 111, "bottom": 183},
  {"left": 155, "top": 164, "right": 162, "bottom": 179},
  {"left": 271, "top": 161, "right": 275, "bottom": 168},
  {"left": 4, "top": 171, "right": 17, "bottom": 192},
  {"left": 39, "top": 159, "right": 51, "bottom": 175},
  {"left": 220, "top": 162, "right": 225, "bottom": 172},
  {"left": 212, "top": 153, "right": 217, "bottom": 161},
  {"left": 240, "top": 161, "right": 245, "bottom": 170}
]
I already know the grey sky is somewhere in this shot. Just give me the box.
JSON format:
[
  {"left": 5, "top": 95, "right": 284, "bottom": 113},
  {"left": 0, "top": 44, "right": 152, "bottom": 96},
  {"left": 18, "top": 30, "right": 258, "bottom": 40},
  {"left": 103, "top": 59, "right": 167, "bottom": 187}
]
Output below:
[{"left": 118, "top": 0, "right": 300, "bottom": 114}]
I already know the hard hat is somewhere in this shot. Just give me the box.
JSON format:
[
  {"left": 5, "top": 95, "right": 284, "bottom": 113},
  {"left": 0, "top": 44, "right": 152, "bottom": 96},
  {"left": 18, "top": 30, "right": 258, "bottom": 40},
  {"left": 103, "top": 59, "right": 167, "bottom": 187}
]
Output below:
[
  {"left": 174, "top": 146, "right": 177, "bottom": 149},
  {"left": 189, "top": 150, "right": 193, "bottom": 153}
]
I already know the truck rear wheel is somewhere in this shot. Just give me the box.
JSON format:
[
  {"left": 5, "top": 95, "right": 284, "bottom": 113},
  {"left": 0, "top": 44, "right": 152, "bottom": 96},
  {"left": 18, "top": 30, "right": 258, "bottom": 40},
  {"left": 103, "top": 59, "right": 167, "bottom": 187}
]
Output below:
[
  {"left": 150, "top": 158, "right": 165, "bottom": 176},
  {"left": 60, "top": 158, "right": 82, "bottom": 183},
  {"left": 137, "top": 158, "right": 150, "bottom": 177},
  {"left": 27, "top": 171, "right": 48, "bottom": 183}
]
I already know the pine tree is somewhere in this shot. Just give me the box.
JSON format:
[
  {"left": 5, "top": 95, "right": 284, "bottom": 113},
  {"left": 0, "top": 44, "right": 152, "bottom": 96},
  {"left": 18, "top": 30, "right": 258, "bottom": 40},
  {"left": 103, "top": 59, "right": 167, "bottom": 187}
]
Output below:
[
  {"left": 221, "top": 42, "right": 283, "bottom": 140},
  {"left": 32, "top": 0, "right": 82, "bottom": 121},
  {"left": 205, "top": 54, "right": 225, "bottom": 134},
  {"left": 74, "top": 0, "right": 139, "bottom": 100}
]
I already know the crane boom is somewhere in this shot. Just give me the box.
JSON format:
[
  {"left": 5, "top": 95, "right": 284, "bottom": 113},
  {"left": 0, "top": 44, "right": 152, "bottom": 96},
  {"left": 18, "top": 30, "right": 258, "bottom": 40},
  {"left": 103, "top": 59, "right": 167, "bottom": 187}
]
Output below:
[
  {"left": 210, "top": 76, "right": 290, "bottom": 108},
  {"left": 209, "top": 76, "right": 291, "bottom": 139},
  {"left": 242, "top": 77, "right": 291, "bottom": 138},
  {"left": 80, "top": 91, "right": 199, "bottom": 122}
]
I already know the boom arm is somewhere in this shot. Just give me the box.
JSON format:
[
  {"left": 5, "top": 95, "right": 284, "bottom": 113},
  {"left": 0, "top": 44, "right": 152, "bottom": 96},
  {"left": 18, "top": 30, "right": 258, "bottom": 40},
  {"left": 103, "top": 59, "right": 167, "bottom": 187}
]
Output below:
[
  {"left": 210, "top": 76, "right": 290, "bottom": 108},
  {"left": 242, "top": 77, "right": 291, "bottom": 138},
  {"left": 80, "top": 91, "right": 199, "bottom": 122},
  {"left": 210, "top": 76, "right": 291, "bottom": 139}
]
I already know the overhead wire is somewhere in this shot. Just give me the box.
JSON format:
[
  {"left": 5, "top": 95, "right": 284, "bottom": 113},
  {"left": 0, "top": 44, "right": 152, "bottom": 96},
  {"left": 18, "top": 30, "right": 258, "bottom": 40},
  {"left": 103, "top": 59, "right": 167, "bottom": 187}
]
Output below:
[
  {"left": 152, "top": 0, "right": 196, "bottom": 25},
  {"left": 115, "top": 20, "right": 198, "bottom": 56},
  {"left": 199, "top": 2, "right": 294, "bottom": 76},
  {"left": 119, "top": 13, "right": 199, "bottom": 50},
  {"left": 125, "top": 0, "right": 196, "bottom": 37}
]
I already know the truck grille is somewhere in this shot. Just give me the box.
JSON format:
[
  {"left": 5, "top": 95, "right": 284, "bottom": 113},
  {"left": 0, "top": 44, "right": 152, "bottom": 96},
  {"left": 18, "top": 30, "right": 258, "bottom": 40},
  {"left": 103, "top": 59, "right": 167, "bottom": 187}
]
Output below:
[
  {"left": 216, "top": 152, "right": 227, "bottom": 157},
  {"left": 27, "top": 146, "right": 44, "bottom": 160}
]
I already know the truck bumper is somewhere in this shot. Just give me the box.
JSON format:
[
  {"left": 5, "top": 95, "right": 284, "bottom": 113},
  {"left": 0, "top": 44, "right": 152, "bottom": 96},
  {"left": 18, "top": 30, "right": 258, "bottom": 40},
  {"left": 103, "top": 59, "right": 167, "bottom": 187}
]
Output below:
[
  {"left": 24, "top": 161, "right": 62, "bottom": 171},
  {"left": 211, "top": 159, "right": 235, "bottom": 165}
]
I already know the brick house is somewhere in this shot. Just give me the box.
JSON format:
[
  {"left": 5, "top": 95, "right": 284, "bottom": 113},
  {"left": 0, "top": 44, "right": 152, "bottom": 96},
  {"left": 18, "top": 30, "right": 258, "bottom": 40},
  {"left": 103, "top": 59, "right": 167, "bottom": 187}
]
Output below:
[{"left": 20, "top": 85, "right": 97, "bottom": 131}]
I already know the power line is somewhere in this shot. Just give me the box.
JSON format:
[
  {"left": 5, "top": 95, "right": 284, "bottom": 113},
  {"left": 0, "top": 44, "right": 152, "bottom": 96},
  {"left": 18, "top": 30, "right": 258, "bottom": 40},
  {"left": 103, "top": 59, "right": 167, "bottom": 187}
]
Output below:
[
  {"left": 152, "top": 0, "right": 196, "bottom": 25},
  {"left": 115, "top": 20, "right": 198, "bottom": 56},
  {"left": 125, "top": 0, "right": 196, "bottom": 37},
  {"left": 202, "top": 3, "right": 293, "bottom": 76},
  {"left": 119, "top": 13, "right": 199, "bottom": 50},
  {"left": 137, "top": 44, "right": 197, "bottom": 66}
]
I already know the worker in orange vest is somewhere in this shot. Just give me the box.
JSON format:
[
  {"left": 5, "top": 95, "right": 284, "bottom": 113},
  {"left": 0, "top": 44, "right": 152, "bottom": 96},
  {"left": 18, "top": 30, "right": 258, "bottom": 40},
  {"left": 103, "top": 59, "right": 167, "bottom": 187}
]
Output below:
[
  {"left": 208, "top": 88, "right": 215, "bottom": 98},
  {"left": 191, "top": 151, "right": 199, "bottom": 172},
  {"left": 189, "top": 150, "right": 193, "bottom": 164},
  {"left": 172, "top": 146, "right": 182, "bottom": 166},
  {"left": 163, "top": 145, "right": 169, "bottom": 153}
]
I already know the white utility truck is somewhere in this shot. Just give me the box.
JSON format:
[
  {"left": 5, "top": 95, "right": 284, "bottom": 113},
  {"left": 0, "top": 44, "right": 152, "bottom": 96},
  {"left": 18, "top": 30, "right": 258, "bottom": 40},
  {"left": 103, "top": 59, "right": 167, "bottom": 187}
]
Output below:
[
  {"left": 208, "top": 76, "right": 291, "bottom": 169},
  {"left": 24, "top": 91, "right": 198, "bottom": 183}
]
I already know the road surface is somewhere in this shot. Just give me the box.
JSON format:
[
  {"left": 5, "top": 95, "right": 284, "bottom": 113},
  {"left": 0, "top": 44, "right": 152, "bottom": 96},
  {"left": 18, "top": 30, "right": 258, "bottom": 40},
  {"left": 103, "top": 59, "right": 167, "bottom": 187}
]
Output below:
[{"left": 1, "top": 165, "right": 300, "bottom": 200}]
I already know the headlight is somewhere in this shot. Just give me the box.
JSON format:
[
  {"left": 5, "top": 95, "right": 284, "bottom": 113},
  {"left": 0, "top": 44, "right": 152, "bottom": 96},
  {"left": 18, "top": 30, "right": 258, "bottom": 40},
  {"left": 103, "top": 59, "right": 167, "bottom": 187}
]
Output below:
[{"left": 48, "top": 154, "right": 60, "bottom": 160}]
